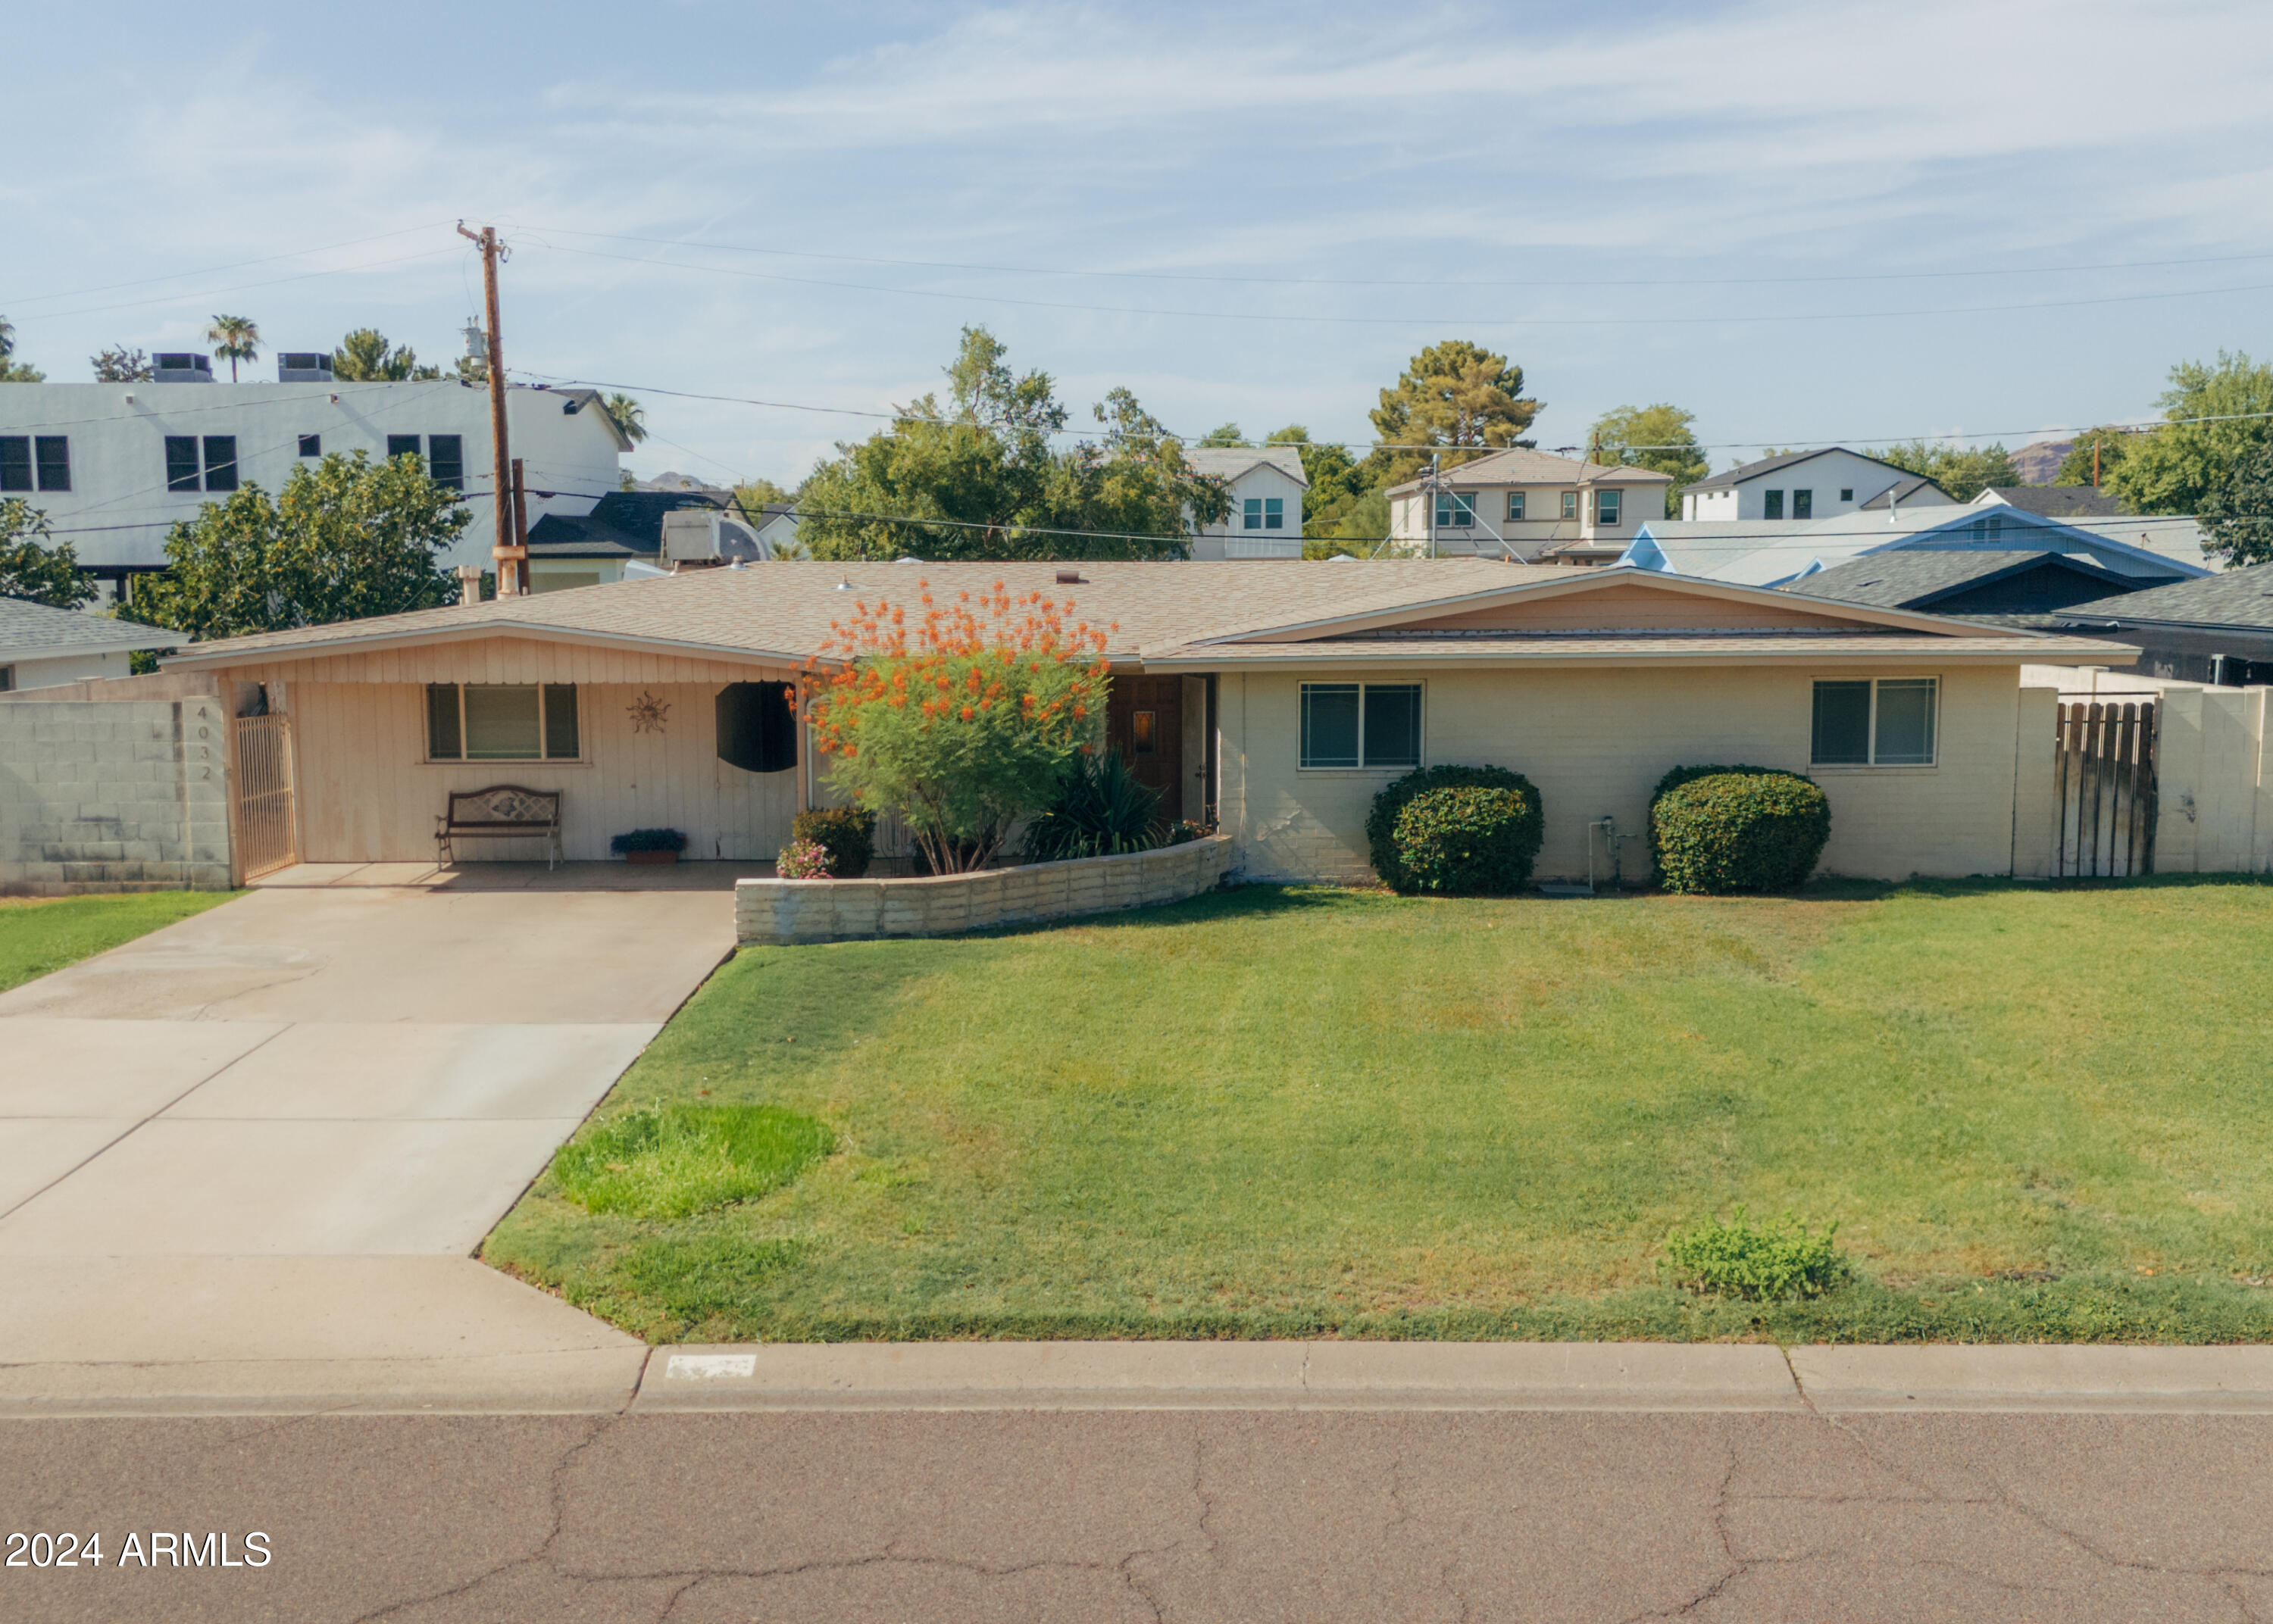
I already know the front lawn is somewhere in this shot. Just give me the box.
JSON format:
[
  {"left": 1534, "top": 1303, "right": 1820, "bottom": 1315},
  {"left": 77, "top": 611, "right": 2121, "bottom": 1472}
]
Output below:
[
  {"left": 0, "top": 891, "right": 241, "bottom": 994},
  {"left": 486, "top": 877, "right": 2273, "bottom": 1344}
]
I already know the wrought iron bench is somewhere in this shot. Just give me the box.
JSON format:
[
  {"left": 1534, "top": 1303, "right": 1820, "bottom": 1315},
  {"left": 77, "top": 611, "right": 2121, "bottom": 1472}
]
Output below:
[{"left": 436, "top": 785, "right": 564, "bottom": 869}]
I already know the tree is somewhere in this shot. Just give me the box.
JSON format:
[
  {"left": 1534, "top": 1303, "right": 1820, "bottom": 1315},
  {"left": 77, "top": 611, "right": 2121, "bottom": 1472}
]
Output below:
[
  {"left": 123, "top": 451, "right": 467, "bottom": 642},
  {"left": 1367, "top": 339, "right": 1540, "bottom": 486},
  {"left": 206, "top": 314, "right": 260, "bottom": 382},
  {"left": 733, "top": 477, "right": 793, "bottom": 518},
  {"left": 2106, "top": 352, "right": 2273, "bottom": 517},
  {"left": 333, "top": 328, "right": 442, "bottom": 382},
  {"left": 603, "top": 392, "right": 648, "bottom": 445},
  {"left": 0, "top": 315, "right": 44, "bottom": 383},
  {"left": 800, "top": 580, "right": 1109, "bottom": 873},
  {"left": 90, "top": 345, "right": 153, "bottom": 382},
  {"left": 1869, "top": 440, "right": 2018, "bottom": 503},
  {"left": 0, "top": 500, "right": 98, "bottom": 608},
  {"left": 1198, "top": 422, "right": 1248, "bottom": 447},
  {"left": 1304, "top": 489, "right": 1391, "bottom": 559},
  {"left": 797, "top": 326, "right": 1225, "bottom": 563},
  {"left": 1591, "top": 404, "right": 1708, "bottom": 518},
  {"left": 2199, "top": 436, "right": 2273, "bottom": 567},
  {"left": 2053, "top": 426, "right": 2137, "bottom": 490},
  {"left": 1259, "top": 424, "right": 1366, "bottom": 538}
]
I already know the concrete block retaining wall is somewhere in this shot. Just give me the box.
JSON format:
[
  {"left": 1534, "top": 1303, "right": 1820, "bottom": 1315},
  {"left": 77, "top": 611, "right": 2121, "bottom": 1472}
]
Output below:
[
  {"left": 0, "top": 697, "right": 233, "bottom": 895},
  {"left": 736, "top": 834, "right": 1233, "bottom": 945}
]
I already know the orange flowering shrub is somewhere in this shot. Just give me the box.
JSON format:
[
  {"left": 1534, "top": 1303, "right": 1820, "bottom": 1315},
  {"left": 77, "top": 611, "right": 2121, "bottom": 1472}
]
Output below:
[{"left": 801, "top": 580, "right": 1111, "bottom": 873}]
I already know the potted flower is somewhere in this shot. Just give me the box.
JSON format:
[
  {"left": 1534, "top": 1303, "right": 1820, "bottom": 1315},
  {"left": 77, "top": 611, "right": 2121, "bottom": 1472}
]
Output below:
[{"left": 611, "top": 827, "right": 689, "bottom": 866}]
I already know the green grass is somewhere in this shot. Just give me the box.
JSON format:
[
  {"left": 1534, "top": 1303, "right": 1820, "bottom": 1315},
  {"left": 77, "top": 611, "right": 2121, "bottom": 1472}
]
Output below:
[
  {"left": 551, "top": 1101, "right": 836, "bottom": 1219},
  {"left": 483, "top": 876, "right": 2273, "bottom": 1344},
  {"left": 0, "top": 891, "right": 241, "bottom": 993}
]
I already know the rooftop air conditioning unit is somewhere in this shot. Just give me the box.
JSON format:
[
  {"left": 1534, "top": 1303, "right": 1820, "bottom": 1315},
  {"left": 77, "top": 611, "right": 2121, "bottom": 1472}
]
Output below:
[
  {"left": 152, "top": 354, "right": 214, "bottom": 383},
  {"left": 277, "top": 352, "right": 336, "bottom": 383},
  {"left": 661, "top": 509, "right": 767, "bottom": 566}
]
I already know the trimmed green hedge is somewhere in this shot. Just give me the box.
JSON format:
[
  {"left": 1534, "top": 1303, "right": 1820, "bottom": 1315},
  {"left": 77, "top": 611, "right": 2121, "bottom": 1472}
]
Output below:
[
  {"left": 1367, "top": 765, "right": 1543, "bottom": 895},
  {"left": 1649, "top": 764, "right": 1830, "bottom": 895},
  {"left": 790, "top": 807, "right": 876, "bottom": 878}
]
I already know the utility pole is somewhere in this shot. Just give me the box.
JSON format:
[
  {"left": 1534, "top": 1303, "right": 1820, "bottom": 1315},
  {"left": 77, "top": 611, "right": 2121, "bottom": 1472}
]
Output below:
[
  {"left": 1426, "top": 451, "right": 1440, "bottom": 559},
  {"left": 458, "top": 223, "right": 522, "bottom": 595},
  {"left": 2093, "top": 439, "right": 2102, "bottom": 489}
]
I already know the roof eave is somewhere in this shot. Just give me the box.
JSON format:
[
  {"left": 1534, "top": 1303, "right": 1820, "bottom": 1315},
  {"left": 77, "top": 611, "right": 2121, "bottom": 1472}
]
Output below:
[
  {"left": 1136, "top": 637, "right": 2139, "bottom": 672},
  {"left": 162, "top": 618, "right": 811, "bottom": 672}
]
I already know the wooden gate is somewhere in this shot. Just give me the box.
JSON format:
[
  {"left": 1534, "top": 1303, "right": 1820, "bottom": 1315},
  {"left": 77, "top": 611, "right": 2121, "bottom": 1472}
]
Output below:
[
  {"left": 233, "top": 712, "right": 299, "bottom": 880},
  {"left": 2055, "top": 700, "right": 2156, "bottom": 878}
]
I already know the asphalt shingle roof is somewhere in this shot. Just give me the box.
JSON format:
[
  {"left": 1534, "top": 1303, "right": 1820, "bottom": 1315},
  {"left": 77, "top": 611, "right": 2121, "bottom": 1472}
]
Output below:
[
  {"left": 2062, "top": 563, "right": 2273, "bottom": 630},
  {"left": 1687, "top": 447, "right": 1919, "bottom": 493},
  {"left": 1976, "top": 486, "right": 2126, "bottom": 519},
  {"left": 0, "top": 596, "right": 175, "bottom": 660},
  {"left": 1383, "top": 446, "right": 1671, "bottom": 496},
  {"left": 1183, "top": 445, "right": 1308, "bottom": 487},
  {"left": 1787, "top": 550, "right": 2147, "bottom": 610},
  {"left": 525, "top": 490, "right": 733, "bottom": 559}
]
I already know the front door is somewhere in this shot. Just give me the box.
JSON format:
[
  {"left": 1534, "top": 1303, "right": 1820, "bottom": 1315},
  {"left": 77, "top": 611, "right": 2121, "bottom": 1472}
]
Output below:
[{"left": 1106, "top": 675, "right": 1183, "bottom": 817}]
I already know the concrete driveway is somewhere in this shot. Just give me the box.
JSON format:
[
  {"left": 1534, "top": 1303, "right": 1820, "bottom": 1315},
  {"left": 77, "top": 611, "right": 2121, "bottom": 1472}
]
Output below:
[{"left": 0, "top": 868, "right": 746, "bottom": 1412}]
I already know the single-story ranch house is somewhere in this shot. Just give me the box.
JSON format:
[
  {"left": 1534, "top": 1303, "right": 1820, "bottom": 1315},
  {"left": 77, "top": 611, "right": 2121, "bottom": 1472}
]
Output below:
[{"left": 162, "top": 561, "right": 2137, "bottom": 884}]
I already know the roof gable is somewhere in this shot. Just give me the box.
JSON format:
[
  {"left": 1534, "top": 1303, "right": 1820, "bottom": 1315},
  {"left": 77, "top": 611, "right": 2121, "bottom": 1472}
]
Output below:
[{"left": 1689, "top": 446, "right": 1919, "bottom": 493}]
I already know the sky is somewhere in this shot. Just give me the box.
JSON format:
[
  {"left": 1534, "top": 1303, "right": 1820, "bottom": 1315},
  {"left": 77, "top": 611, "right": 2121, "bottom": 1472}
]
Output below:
[{"left": 5, "top": 0, "right": 2272, "bottom": 487}]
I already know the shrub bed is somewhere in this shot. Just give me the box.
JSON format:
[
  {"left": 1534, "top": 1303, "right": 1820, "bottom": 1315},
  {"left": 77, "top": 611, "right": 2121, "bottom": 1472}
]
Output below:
[
  {"left": 1649, "top": 765, "right": 1830, "bottom": 895},
  {"left": 790, "top": 807, "right": 876, "bottom": 878},
  {"left": 1366, "top": 765, "right": 1543, "bottom": 895}
]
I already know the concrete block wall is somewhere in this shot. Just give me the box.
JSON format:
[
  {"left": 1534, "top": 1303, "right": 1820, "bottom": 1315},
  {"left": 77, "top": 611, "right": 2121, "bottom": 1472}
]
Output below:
[
  {"left": 736, "top": 835, "right": 1231, "bottom": 945},
  {"left": 0, "top": 698, "right": 233, "bottom": 895}
]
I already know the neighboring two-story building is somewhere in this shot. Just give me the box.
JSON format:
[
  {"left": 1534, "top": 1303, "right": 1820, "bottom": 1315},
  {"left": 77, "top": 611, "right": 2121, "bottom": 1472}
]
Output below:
[
  {"left": 1681, "top": 448, "right": 1956, "bottom": 522},
  {"left": 0, "top": 354, "right": 630, "bottom": 598},
  {"left": 1184, "top": 446, "right": 1308, "bottom": 560},
  {"left": 1383, "top": 447, "right": 1672, "bottom": 562}
]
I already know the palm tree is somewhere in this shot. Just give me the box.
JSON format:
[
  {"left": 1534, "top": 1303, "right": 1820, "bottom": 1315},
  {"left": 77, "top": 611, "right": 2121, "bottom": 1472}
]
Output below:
[
  {"left": 207, "top": 314, "right": 261, "bottom": 382},
  {"left": 603, "top": 392, "right": 648, "bottom": 445}
]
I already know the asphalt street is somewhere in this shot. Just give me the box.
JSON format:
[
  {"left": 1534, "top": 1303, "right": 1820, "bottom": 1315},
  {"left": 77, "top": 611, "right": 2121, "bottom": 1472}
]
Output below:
[{"left": 7, "top": 1406, "right": 2273, "bottom": 1622}]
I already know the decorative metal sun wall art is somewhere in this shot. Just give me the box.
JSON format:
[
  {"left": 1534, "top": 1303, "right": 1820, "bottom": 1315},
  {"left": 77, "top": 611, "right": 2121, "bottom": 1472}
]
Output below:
[{"left": 627, "top": 690, "right": 671, "bottom": 734}]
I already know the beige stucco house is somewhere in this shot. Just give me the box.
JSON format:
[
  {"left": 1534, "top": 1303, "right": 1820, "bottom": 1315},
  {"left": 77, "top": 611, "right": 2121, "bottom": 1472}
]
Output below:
[
  {"left": 161, "top": 560, "right": 2134, "bottom": 885},
  {"left": 1384, "top": 447, "right": 1674, "bottom": 563}
]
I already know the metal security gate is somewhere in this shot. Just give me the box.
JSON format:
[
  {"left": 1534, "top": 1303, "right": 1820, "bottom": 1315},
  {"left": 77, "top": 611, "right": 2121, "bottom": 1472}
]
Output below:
[
  {"left": 2055, "top": 701, "right": 2156, "bottom": 877},
  {"left": 233, "top": 713, "right": 299, "bottom": 880}
]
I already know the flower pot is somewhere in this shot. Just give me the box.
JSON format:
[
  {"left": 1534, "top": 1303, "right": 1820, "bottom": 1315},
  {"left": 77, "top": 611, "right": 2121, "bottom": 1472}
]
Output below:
[{"left": 624, "top": 848, "right": 680, "bottom": 865}]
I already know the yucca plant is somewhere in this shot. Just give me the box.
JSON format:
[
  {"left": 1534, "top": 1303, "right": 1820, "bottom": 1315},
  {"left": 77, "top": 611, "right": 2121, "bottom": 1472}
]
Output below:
[{"left": 1023, "top": 748, "right": 1163, "bottom": 861}]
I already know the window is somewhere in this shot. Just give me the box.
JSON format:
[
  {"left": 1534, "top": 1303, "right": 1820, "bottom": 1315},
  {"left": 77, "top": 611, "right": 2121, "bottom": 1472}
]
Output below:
[
  {"left": 1243, "top": 495, "right": 1287, "bottom": 531},
  {"left": 33, "top": 437, "right": 69, "bottom": 492},
  {"left": 427, "top": 434, "right": 464, "bottom": 491},
  {"left": 0, "top": 438, "right": 29, "bottom": 492},
  {"left": 1131, "top": 710, "right": 1157, "bottom": 754},
  {"left": 1559, "top": 490, "right": 1578, "bottom": 520},
  {"left": 1763, "top": 489, "right": 1785, "bottom": 520},
  {"left": 424, "top": 683, "right": 580, "bottom": 761},
  {"left": 1505, "top": 491, "right": 1525, "bottom": 521},
  {"left": 1812, "top": 678, "right": 1937, "bottom": 767},
  {"left": 165, "top": 436, "right": 201, "bottom": 492},
  {"left": 386, "top": 434, "right": 422, "bottom": 465},
  {"left": 1433, "top": 490, "right": 1474, "bottom": 527},
  {"left": 1839, "top": 487, "right": 1854, "bottom": 502},
  {"left": 0, "top": 665, "right": 13, "bottom": 693},
  {"left": 298, "top": 434, "right": 321, "bottom": 458},
  {"left": 1792, "top": 489, "right": 1812, "bottom": 520},
  {"left": 1596, "top": 488, "right": 1621, "bottom": 526},
  {"left": 202, "top": 436, "right": 237, "bottom": 492},
  {"left": 1300, "top": 682, "right": 1421, "bottom": 770}
]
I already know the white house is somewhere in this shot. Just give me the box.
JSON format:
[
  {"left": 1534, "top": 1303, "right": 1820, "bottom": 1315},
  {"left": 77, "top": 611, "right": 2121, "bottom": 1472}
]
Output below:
[
  {"left": 0, "top": 367, "right": 630, "bottom": 597},
  {"left": 1184, "top": 446, "right": 1307, "bottom": 559},
  {"left": 1681, "top": 448, "right": 1956, "bottom": 522},
  {"left": 0, "top": 597, "right": 174, "bottom": 692},
  {"left": 1384, "top": 446, "right": 1672, "bottom": 562}
]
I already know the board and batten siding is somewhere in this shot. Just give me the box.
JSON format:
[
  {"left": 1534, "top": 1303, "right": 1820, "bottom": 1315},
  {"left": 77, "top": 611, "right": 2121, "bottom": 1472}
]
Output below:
[{"left": 214, "top": 637, "right": 808, "bottom": 864}]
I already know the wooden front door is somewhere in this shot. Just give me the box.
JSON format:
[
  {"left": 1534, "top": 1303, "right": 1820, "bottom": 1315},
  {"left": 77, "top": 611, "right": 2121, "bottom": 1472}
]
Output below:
[{"left": 1106, "top": 675, "right": 1183, "bottom": 815}]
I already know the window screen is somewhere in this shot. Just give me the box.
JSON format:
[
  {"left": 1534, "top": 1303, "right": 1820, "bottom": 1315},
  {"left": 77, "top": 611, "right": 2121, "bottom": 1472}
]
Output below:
[
  {"left": 1263, "top": 497, "right": 1284, "bottom": 529},
  {"left": 1811, "top": 681, "right": 1871, "bottom": 765},
  {"left": 202, "top": 436, "right": 237, "bottom": 492},
  {"left": 386, "top": 434, "right": 422, "bottom": 465},
  {"left": 33, "top": 437, "right": 69, "bottom": 492},
  {"left": 0, "top": 438, "right": 29, "bottom": 492},
  {"left": 1763, "top": 489, "right": 1785, "bottom": 520},
  {"left": 1434, "top": 492, "right": 1474, "bottom": 526},
  {"left": 542, "top": 684, "right": 580, "bottom": 759},
  {"left": 1792, "top": 489, "right": 1812, "bottom": 520},
  {"left": 1506, "top": 491, "right": 1525, "bottom": 521},
  {"left": 1300, "top": 684, "right": 1361, "bottom": 768},
  {"left": 463, "top": 686, "right": 542, "bottom": 760},
  {"left": 427, "top": 434, "right": 464, "bottom": 490},
  {"left": 1362, "top": 685, "right": 1422, "bottom": 768},
  {"left": 1560, "top": 490, "right": 1578, "bottom": 520},
  {"left": 1596, "top": 489, "right": 1621, "bottom": 525},
  {"left": 165, "top": 436, "right": 202, "bottom": 492},
  {"left": 426, "top": 684, "right": 463, "bottom": 760},
  {"left": 1874, "top": 679, "right": 1937, "bottom": 765},
  {"left": 1243, "top": 498, "right": 1262, "bottom": 530},
  {"left": 299, "top": 434, "right": 321, "bottom": 458}
]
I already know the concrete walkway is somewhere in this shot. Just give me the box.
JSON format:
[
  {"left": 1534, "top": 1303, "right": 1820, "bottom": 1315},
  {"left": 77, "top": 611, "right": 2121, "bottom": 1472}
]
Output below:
[{"left": 0, "top": 873, "right": 742, "bottom": 1412}]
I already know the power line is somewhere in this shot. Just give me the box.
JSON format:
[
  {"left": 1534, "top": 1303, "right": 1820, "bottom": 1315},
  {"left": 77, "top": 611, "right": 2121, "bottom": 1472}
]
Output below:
[
  {"left": 530, "top": 239, "right": 2273, "bottom": 329},
  {"left": 3, "top": 248, "right": 467, "bottom": 329},
  {"left": 0, "top": 223, "right": 455, "bottom": 308},
  {"left": 524, "top": 226, "right": 2273, "bottom": 292}
]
